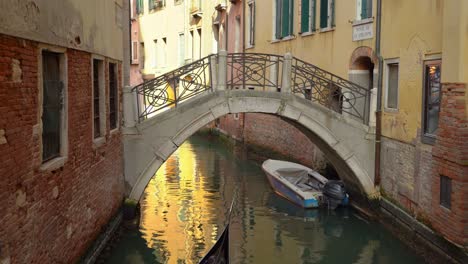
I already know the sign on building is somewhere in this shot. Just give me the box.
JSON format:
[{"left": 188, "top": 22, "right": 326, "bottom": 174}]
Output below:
[{"left": 353, "top": 21, "right": 373, "bottom": 41}]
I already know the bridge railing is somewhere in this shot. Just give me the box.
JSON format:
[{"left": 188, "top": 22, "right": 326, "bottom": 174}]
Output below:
[
  {"left": 129, "top": 52, "right": 370, "bottom": 124},
  {"left": 132, "top": 54, "right": 216, "bottom": 121},
  {"left": 227, "top": 53, "right": 283, "bottom": 91},
  {"left": 291, "top": 57, "right": 370, "bottom": 123}
]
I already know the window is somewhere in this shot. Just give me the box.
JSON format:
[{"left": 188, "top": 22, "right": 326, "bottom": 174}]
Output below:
[
  {"left": 385, "top": 61, "right": 399, "bottom": 110},
  {"left": 132, "top": 41, "right": 138, "bottom": 64},
  {"left": 440, "top": 175, "right": 451, "bottom": 209},
  {"left": 178, "top": 33, "right": 185, "bottom": 66},
  {"left": 92, "top": 59, "right": 105, "bottom": 139},
  {"left": 161, "top": 37, "right": 167, "bottom": 67},
  {"left": 136, "top": 0, "right": 144, "bottom": 14},
  {"left": 235, "top": 16, "right": 241, "bottom": 52},
  {"left": 149, "top": 0, "right": 155, "bottom": 10},
  {"left": 197, "top": 29, "right": 202, "bottom": 60},
  {"left": 42, "top": 51, "right": 64, "bottom": 162},
  {"left": 247, "top": 1, "right": 255, "bottom": 46},
  {"left": 139, "top": 42, "right": 145, "bottom": 68},
  {"left": 301, "top": 0, "right": 316, "bottom": 33},
  {"left": 190, "top": 30, "right": 194, "bottom": 61},
  {"left": 422, "top": 60, "right": 441, "bottom": 143},
  {"left": 153, "top": 39, "right": 158, "bottom": 68},
  {"left": 320, "top": 0, "right": 335, "bottom": 29},
  {"left": 357, "top": 0, "right": 372, "bottom": 20},
  {"left": 275, "top": 0, "right": 294, "bottom": 39},
  {"left": 109, "top": 63, "right": 118, "bottom": 130}
]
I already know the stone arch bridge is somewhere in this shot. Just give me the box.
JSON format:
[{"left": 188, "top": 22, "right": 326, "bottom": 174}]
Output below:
[{"left": 122, "top": 52, "right": 377, "bottom": 201}]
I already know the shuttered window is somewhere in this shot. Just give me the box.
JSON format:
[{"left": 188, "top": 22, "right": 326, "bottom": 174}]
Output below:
[
  {"left": 275, "top": 0, "right": 294, "bottom": 39},
  {"left": 248, "top": 1, "right": 255, "bottom": 46},
  {"left": 93, "top": 59, "right": 101, "bottom": 138},
  {"left": 42, "top": 51, "right": 63, "bottom": 162},
  {"left": 178, "top": 33, "right": 185, "bottom": 66},
  {"left": 301, "top": 0, "right": 316, "bottom": 33},
  {"left": 320, "top": 0, "right": 334, "bottom": 29},
  {"left": 109, "top": 63, "right": 118, "bottom": 130},
  {"left": 148, "top": 0, "right": 155, "bottom": 10},
  {"left": 136, "top": 0, "right": 144, "bottom": 14},
  {"left": 360, "top": 0, "right": 372, "bottom": 19},
  {"left": 440, "top": 176, "right": 451, "bottom": 209}
]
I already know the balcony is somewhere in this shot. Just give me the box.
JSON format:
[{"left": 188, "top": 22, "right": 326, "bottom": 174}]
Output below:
[
  {"left": 190, "top": 0, "right": 203, "bottom": 18},
  {"left": 215, "top": 0, "right": 228, "bottom": 11}
]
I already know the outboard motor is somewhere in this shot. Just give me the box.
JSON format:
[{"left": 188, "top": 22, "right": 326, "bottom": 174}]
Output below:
[{"left": 322, "top": 180, "right": 347, "bottom": 210}]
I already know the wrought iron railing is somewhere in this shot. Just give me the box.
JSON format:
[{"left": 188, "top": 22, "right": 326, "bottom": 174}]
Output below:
[
  {"left": 227, "top": 53, "right": 283, "bottom": 90},
  {"left": 132, "top": 52, "right": 370, "bottom": 123},
  {"left": 291, "top": 57, "right": 370, "bottom": 122},
  {"left": 133, "top": 54, "right": 215, "bottom": 120}
]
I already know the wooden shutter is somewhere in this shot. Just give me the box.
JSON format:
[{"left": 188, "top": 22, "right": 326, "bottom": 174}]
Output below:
[
  {"left": 275, "top": 0, "right": 282, "bottom": 39},
  {"left": 320, "top": 0, "right": 328, "bottom": 28},
  {"left": 288, "top": 0, "right": 294, "bottom": 36},
  {"left": 301, "top": 0, "right": 310, "bottom": 33},
  {"left": 331, "top": 0, "right": 335, "bottom": 27},
  {"left": 281, "top": 0, "right": 290, "bottom": 37},
  {"left": 312, "top": 0, "right": 316, "bottom": 31}
]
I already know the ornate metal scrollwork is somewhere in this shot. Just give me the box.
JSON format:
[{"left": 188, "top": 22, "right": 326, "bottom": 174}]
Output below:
[
  {"left": 291, "top": 57, "right": 370, "bottom": 122},
  {"left": 133, "top": 55, "right": 215, "bottom": 121}
]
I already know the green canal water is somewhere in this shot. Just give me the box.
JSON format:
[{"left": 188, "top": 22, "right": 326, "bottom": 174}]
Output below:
[{"left": 103, "top": 134, "right": 424, "bottom": 264}]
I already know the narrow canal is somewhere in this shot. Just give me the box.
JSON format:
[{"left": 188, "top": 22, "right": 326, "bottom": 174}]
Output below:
[{"left": 103, "top": 133, "right": 424, "bottom": 264}]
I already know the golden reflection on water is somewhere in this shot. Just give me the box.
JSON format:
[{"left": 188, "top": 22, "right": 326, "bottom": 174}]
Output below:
[
  {"left": 132, "top": 137, "right": 424, "bottom": 264},
  {"left": 139, "top": 142, "right": 221, "bottom": 264}
]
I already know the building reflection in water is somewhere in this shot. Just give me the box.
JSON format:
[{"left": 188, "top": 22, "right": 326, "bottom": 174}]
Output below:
[{"left": 135, "top": 135, "right": 422, "bottom": 264}]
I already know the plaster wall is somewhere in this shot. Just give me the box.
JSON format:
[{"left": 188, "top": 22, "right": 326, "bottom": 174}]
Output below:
[
  {"left": 380, "top": 0, "right": 444, "bottom": 144},
  {"left": 137, "top": 0, "right": 220, "bottom": 77},
  {"left": 247, "top": 0, "right": 375, "bottom": 78},
  {"left": 0, "top": 0, "right": 125, "bottom": 61}
]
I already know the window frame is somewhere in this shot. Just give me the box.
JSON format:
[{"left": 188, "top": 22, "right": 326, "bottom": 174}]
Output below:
[
  {"left": 320, "top": 0, "right": 335, "bottom": 31},
  {"left": 300, "top": 0, "right": 316, "bottom": 35},
  {"left": 356, "top": 0, "right": 372, "bottom": 21},
  {"left": 421, "top": 59, "right": 442, "bottom": 145},
  {"left": 247, "top": 0, "right": 256, "bottom": 48},
  {"left": 440, "top": 175, "right": 451, "bottom": 210},
  {"left": 91, "top": 56, "right": 106, "bottom": 145},
  {"left": 38, "top": 45, "right": 68, "bottom": 171},
  {"left": 132, "top": 41, "right": 138, "bottom": 64},
  {"left": 108, "top": 61, "right": 119, "bottom": 132},
  {"left": 384, "top": 58, "right": 399, "bottom": 111},
  {"left": 274, "top": 0, "right": 295, "bottom": 40}
]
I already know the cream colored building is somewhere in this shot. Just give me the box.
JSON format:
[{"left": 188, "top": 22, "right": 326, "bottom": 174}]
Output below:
[{"left": 135, "top": 0, "right": 230, "bottom": 79}]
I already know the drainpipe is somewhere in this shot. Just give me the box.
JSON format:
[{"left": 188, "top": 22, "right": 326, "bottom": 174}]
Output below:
[{"left": 374, "top": 0, "right": 383, "bottom": 186}]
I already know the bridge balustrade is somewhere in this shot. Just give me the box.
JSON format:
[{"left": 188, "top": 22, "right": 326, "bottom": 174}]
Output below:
[{"left": 130, "top": 52, "right": 371, "bottom": 124}]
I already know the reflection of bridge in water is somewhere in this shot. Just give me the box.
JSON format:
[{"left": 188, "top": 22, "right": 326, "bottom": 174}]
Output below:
[{"left": 122, "top": 51, "right": 378, "bottom": 202}]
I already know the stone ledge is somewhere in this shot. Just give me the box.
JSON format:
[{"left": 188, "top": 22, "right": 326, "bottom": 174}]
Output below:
[
  {"left": 380, "top": 198, "right": 467, "bottom": 263},
  {"left": 78, "top": 210, "right": 123, "bottom": 264}
]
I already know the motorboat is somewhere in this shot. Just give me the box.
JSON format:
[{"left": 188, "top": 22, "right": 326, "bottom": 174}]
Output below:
[{"left": 262, "top": 159, "right": 349, "bottom": 209}]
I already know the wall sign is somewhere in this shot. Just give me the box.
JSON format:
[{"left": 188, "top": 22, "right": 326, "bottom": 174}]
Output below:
[{"left": 353, "top": 21, "right": 373, "bottom": 41}]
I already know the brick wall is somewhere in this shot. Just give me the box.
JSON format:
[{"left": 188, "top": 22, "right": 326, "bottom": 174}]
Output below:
[
  {"left": 242, "top": 113, "right": 326, "bottom": 171},
  {"left": 0, "top": 34, "right": 125, "bottom": 263},
  {"left": 217, "top": 113, "right": 245, "bottom": 141},
  {"left": 430, "top": 83, "right": 467, "bottom": 246}
]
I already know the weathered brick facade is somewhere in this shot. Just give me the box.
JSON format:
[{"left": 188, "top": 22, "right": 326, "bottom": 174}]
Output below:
[
  {"left": 431, "top": 83, "right": 467, "bottom": 246},
  {"left": 0, "top": 34, "right": 125, "bottom": 263},
  {"left": 381, "top": 83, "right": 468, "bottom": 247},
  {"left": 218, "top": 113, "right": 326, "bottom": 171}
]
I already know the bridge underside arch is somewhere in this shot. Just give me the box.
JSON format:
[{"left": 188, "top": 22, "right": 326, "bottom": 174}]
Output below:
[{"left": 123, "top": 90, "right": 376, "bottom": 201}]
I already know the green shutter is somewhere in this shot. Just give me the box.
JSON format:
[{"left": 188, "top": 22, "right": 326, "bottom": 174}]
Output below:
[
  {"left": 282, "top": 0, "right": 290, "bottom": 37},
  {"left": 312, "top": 0, "right": 316, "bottom": 31},
  {"left": 331, "top": 0, "right": 335, "bottom": 27},
  {"left": 320, "top": 0, "right": 328, "bottom": 28},
  {"left": 275, "top": 0, "right": 282, "bottom": 39},
  {"left": 148, "top": 0, "right": 154, "bottom": 10},
  {"left": 361, "top": 0, "right": 369, "bottom": 19},
  {"left": 301, "top": 0, "right": 310, "bottom": 33},
  {"left": 289, "top": 0, "right": 294, "bottom": 36}
]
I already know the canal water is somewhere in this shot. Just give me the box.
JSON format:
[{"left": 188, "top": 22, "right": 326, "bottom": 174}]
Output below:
[{"left": 104, "top": 133, "right": 424, "bottom": 264}]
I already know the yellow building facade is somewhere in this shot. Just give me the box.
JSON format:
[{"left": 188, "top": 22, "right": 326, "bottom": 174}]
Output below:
[{"left": 246, "top": 0, "right": 468, "bottom": 248}]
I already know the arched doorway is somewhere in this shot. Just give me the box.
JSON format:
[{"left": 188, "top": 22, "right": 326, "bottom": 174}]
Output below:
[{"left": 349, "top": 47, "right": 378, "bottom": 125}]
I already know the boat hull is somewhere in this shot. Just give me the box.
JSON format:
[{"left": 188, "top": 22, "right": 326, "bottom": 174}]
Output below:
[{"left": 264, "top": 169, "right": 319, "bottom": 208}]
